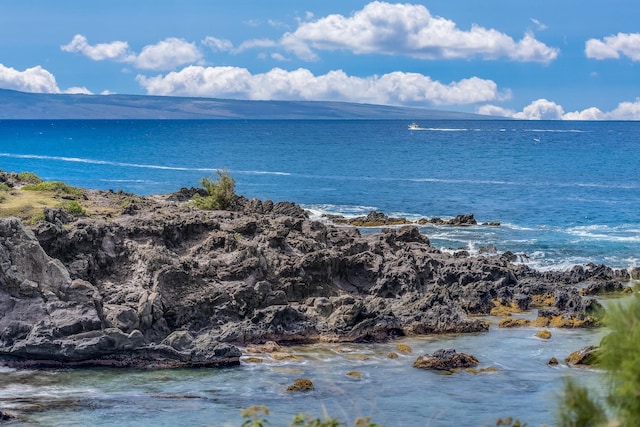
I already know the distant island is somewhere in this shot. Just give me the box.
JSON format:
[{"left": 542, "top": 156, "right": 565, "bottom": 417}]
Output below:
[{"left": 0, "top": 88, "right": 495, "bottom": 120}]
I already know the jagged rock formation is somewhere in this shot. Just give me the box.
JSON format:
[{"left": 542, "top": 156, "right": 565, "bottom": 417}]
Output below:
[{"left": 0, "top": 191, "right": 630, "bottom": 368}]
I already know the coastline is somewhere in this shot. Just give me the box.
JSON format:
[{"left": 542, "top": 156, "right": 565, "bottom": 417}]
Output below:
[{"left": 0, "top": 171, "right": 636, "bottom": 370}]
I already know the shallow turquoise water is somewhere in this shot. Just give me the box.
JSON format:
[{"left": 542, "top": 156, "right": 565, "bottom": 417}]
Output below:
[{"left": 0, "top": 325, "right": 608, "bottom": 426}]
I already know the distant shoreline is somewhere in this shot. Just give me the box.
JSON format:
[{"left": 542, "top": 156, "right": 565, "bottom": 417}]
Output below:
[{"left": 0, "top": 88, "right": 497, "bottom": 120}]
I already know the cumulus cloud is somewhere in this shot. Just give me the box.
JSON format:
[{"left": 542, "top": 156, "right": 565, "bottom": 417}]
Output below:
[
  {"left": 134, "top": 38, "right": 202, "bottom": 71},
  {"left": 202, "top": 36, "right": 234, "bottom": 52},
  {"left": 63, "top": 86, "right": 93, "bottom": 95},
  {"left": 478, "top": 99, "right": 566, "bottom": 119},
  {"left": 61, "top": 34, "right": 134, "bottom": 62},
  {"left": 136, "top": 65, "right": 507, "bottom": 106},
  {"left": 479, "top": 98, "right": 640, "bottom": 120},
  {"left": 0, "top": 63, "right": 60, "bottom": 93},
  {"left": 585, "top": 32, "right": 640, "bottom": 61},
  {"left": 62, "top": 35, "right": 202, "bottom": 71},
  {"left": 280, "top": 1, "right": 559, "bottom": 63}
]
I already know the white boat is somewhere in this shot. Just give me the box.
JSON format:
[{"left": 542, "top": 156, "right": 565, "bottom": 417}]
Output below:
[{"left": 408, "top": 123, "right": 421, "bottom": 130}]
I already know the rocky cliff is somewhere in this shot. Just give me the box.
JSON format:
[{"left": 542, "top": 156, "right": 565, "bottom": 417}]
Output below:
[{"left": 0, "top": 190, "right": 631, "bottom": 368}]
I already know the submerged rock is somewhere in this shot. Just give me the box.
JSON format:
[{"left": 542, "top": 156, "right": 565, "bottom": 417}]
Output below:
[
  {"left": 286, "top": 378, "right": 315, "bottom": 392},
  {"left": 413, "top": 348, "right": 479, "bottom": 371},
  {"left": 566, "top": 345, "right": 600, "bottom": 366}
]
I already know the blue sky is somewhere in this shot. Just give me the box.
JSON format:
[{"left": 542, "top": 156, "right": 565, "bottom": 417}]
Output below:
[{"left": 1, "top": 0, "right": 640, "bottom": 119}]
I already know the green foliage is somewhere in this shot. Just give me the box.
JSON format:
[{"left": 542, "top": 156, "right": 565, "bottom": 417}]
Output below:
[
  {"left": 63, "top": 200, "right": 86, "bottom": 215},
  {"left": 291, "top": 413, "right": 342, "bottom": 427},
  {"left": 193, "top": 168, "right": 236, "bottom": 210},
  {"left": 241, "top": 406, "right": 270, "bottom": 427},
  {"left": 237, "top": 407, "right": 381, "bottom": 427},
  {"left": 556, "top": 377, "right": 607, "bottom": 427},
  {"left": 17, "top": 171, "right": 43, "bottom": 184},
  {"left": 556, "top": 293, "right": 640, "bottom": 427},
  {"left": 23, "top": 181, "right": 84, "bottom": 198},
  {"left": 0, "top": 183, "right": 9, "bottom": 192},
  {"left": 496, "top": 418, "right": 527, "bottom": 427},
  {"left": 599, "top": 293, "right": 640, "bottom": 426}
]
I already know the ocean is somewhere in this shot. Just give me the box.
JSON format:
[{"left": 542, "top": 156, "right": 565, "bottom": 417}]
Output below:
[{"left": 0, "top": 119, "right": 638, "bottom": 426}]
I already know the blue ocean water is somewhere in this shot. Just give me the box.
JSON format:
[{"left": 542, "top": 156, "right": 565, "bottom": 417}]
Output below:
[
  {"left": 1, "top": 119, "right": 638, "bottom": 269},
  {"left": 0, "top": 119, "right": 637, "bottom": 426}
]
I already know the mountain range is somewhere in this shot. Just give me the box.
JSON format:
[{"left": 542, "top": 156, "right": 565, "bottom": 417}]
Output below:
[{"left": 0, "top": 89, "right": 492, "bottom": 120}]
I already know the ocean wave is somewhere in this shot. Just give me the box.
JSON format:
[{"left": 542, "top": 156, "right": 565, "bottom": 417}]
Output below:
[
  {"left": 0, "top": 152, "right": 290, "bottom": 176},
  {"left": 236, "top": 170, "right": 291, "bottom": 176},
  {"left": 99, "top": 179, "right": 158, "bottom": 184},
  {"left": 523, "top": 129, "right": 589, "bottom": 133},
  {"left": 420, "top": 128, "right": 469, "bottom": 132},
  {"left": 566, "top": 225, "right": 640, "bottom": 243},
  {"left": 302, "top": 203, "right": 379, "bottom": 220}
]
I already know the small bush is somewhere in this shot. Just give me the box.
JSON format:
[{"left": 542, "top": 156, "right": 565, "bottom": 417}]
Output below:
[
  {"left": 17, "top": 171, "right": 43, "bottom": 184},
  {"left": 63, "top": 200, "right": 86, "bottom": 216},
  {"left": 0, "top": 183, "right": 9, "bottom": 192},
  {"left": 193, "top": 169, "right": 236, "bottom": 210},
  {"left": 556, "top": 293, "right": 640, "bottom": 427}
]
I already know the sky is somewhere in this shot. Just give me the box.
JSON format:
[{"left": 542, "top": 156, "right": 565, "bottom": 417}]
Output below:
[{"left": 1, "top": 0, "right": 640, "bottom": 119}]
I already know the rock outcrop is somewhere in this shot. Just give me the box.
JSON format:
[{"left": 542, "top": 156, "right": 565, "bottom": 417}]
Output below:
[
  {"left": 0, "top": 191, "right": 625, "bottom": 368},
  {"left": 413, "top": 348, "right": 480, "bottom": 371}
]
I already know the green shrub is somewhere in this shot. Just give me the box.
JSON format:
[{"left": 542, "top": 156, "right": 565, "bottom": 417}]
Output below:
[
  {"left": 23, "top": 181, "right": 84, "bottom": 198},
  {"left": 17, "top": 171, "right": 43, "bottom": 184},
  {"left": 63, "top": 200, "right": 86, "bottom": 216},
  {"left": 556, "top": 293, "right": 640, "bottom": 427},
  {"left": 193, "top": 168, "right": 236, "bottom": 210},
  {"left": 556, "top": 377, "right": 606, "bottom": 427},
  {"left": 0, "top": 183, "right": 9, "bottom": 192}
]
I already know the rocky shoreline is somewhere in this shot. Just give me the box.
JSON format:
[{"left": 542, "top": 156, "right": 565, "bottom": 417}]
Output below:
[{"left": 0, "top": 182, "right": 636, "bottom": 369}]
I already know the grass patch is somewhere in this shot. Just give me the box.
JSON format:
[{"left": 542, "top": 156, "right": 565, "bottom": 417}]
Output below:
[
  {"left": 0, "top": 190, "right": 59, "bottom": 220},
  {"left": 22, "top": 181, "right": 84, "bottom": 198}
]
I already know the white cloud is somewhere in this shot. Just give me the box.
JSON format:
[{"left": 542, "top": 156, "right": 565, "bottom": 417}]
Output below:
[
  {"left": 64, "top": 86, "right": 93, "bottom": 95},
  {"left": 562, "top": 107, "right": 604, "bottom": 121},
  {"left": 136, "top": 66, "right": 506, "bottom": 106},
  {"left": 0, "top": 63, "right": 60, "bottom": 93},
  {"left": 271, "top": 53, "right": 288, "bottom": 61},
  {"left": 61, "top": 34, "right": 134, "bottom": 62},
  {"left": 135, "top": 38, "right": 202, "bottom": 71},
  {"left": 62, "top": 35, "right": 202, "bottom": 71},
  {"left": 476, "top": 104, "right": 516, "bottom": 118},
  {"left": 585, "top": 33, "right": 640, "bottom": 61},
  {"left": 478, "top": 99, "right": 565, "bottom": 119},
  {"left": 202, "top": 36, "right": 234, "bottom": 52},
  {"left": 604, "top": 98, "right": 640, "bottom": 119},
  {"left": 515, "top": 99, "right": 565, "bottom": 120},
  {"left": 236, "top": 38, "right": 278, "bottom": 52},
  {"left": 479, "top": 98, "right": 640, "bottom": 120},
  {"left": 280, "top": 1, "right": 559, "bottom": 63},
  {"left": 530, "top": 18, "right": 548, "bottom": 31}
]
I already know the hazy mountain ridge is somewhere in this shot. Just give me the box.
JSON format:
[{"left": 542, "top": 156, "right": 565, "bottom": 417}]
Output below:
[{"left": 0, "top": 89, "right": 492, "bottom": 120}]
